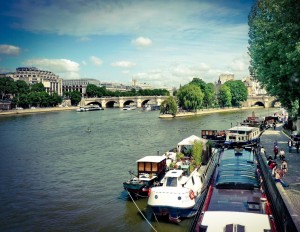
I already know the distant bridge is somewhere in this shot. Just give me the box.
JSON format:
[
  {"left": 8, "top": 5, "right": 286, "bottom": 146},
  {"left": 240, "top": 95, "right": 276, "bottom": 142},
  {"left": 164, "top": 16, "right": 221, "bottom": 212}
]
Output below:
[
  {"left": 80, "top": 96, "right": 169, "bottom": 108},
  {"left": 241, "top": 95, "right": 280, "bottom": 108},
  {"left": 79, "top": 94, "right": 279, "bottom": 109}
]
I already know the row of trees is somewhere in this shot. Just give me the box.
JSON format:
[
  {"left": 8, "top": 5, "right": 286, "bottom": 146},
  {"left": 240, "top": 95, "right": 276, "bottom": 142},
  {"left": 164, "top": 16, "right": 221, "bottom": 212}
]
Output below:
[
  {"left": 160, "top": 78, "right": 248, "bottom": 115},
  {"left": 0, "top": 77, "right": 62, "bottom": 108},
  {"left": 248, "top": 0, "right": 300, "bottom": 118},
  {"left": 85, "top": 84, "right": 170, "bottom": 98}
]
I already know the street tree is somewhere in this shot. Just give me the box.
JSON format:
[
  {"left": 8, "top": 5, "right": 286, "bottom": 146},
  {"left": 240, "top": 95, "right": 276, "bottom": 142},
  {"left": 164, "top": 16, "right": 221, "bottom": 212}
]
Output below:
[
  {"left": 177, "top": 84, "right": 204, "bottom": 111},
  {"left": 0, "top": 77, "right": 17, "bottom": 99},
  {"left": 248, "top": 0, "right": 300, "bottom": 117},
  {"left": 30, "top": 83, "right": 45, "bottom": 92},
  {"left": 86, "top": 84, "right": 98, "bottom": 97},
  {"left": 190, "top": 78, "right": 216, "bottom": 108}
]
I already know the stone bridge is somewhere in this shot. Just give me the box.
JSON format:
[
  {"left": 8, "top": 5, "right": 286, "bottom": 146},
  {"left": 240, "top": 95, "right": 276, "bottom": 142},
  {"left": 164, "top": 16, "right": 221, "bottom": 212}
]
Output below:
[
  {"left": 241, "top": 95, "right": 280, "bottom": 108},
  {"left": 79, "top": 96, "right": 169, "bottom": 108}
]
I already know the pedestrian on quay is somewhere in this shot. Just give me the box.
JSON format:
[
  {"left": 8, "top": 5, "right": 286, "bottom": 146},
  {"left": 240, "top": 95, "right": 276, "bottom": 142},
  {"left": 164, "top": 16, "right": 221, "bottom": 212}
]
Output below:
[
  {"left": 288, "top": 139, "right": 293, "bottom": 153},
  {"left": 273, "top": 145, "right": 278, "bottom": 160},
  {"left": 274, "top": 169, "right": 289, "bottom": 187},
  {"left": 274, "top": 140, "right": 278, "bottom": 148},
  {"left": 260, "top": 146, "right": 266, "bottom": 156},
  {"left": 281, "top": 160, "right": 288, "bottom": 176},
  {"left": 279, "top": 148, "right": 285, "bottom": 161}
]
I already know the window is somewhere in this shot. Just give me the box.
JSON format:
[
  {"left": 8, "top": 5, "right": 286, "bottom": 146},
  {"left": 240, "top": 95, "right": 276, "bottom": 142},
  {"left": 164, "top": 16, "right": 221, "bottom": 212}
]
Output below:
[{"left": 166, "top": 177, "right": 177, "bottom": 187}]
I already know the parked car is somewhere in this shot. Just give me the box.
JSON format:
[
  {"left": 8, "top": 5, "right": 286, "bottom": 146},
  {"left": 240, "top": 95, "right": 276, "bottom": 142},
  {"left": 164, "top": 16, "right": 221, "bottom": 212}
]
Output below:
[{"left": 15, "top": 107, "right": 23, "bottom": 110}]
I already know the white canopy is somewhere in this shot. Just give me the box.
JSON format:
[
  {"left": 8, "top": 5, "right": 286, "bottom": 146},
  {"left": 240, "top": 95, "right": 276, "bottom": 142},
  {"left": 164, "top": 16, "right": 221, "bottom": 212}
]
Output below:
[{"left": 177, "top": 135, "right": 208, "bottom": 152}]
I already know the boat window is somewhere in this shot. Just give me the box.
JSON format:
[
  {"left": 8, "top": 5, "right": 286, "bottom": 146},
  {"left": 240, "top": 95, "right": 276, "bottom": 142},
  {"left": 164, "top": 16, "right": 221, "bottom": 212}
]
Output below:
[
  {"left": 166, "top": 177, "right": 177, "bottom": 187},
  {"left": 152, "top": 163, "right": 158, "bottom": 172},
  {"left": 138, "top": 163, "right": 144, "bottom": 172},
  {"left": 145, "top": 162, "right": 151, "bottom": 172}
]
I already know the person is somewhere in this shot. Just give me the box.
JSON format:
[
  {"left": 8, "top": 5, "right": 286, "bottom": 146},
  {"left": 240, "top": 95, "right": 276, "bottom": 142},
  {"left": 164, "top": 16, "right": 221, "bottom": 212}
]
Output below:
[
  {"left": 267, "top": 156, "right": 273, "bottom": 166},
  {"left": 274, "top": 140, "right": 278, "bottom": 148},
  {"left": 274, "top": 169, "right": 289, "bottom": 187},
  {"left": 273, "top": 145, "right": 278, "bottom": 160},
  {"left": 279, "top": 148, "right": 285, "bottom": 161},
  {"left": 260, "top": 146, "right": 266, "bottom": 156},
  {"left": 272, "top": 163, "right": 277, "bottom": 177},
  {"left": 281, "top": 160, "right": 288, "bottom": 176},
  {"left": 296, "top": 141, "right": 299, "bottom": 153},
  {"left": 288, "top": 139, "right": 293, "bottom": 153},
  {"left": 273, "top": 122, "right": 276, "bottom": 130},
  {"left": 269, "top": 160, "right": 276, "bottom": 170}
]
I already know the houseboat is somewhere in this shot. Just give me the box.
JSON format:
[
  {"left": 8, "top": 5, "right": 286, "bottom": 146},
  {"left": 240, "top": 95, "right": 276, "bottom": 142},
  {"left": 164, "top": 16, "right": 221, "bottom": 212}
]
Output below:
[
  {"left": 192, "top": 148, "right": 276, "bottom": 232},
  {"left": 224, "top": 126, "right": 261, "bottom": 148},
  {"left": 123, "top": 155, "right": 166, "bottom": 199}
]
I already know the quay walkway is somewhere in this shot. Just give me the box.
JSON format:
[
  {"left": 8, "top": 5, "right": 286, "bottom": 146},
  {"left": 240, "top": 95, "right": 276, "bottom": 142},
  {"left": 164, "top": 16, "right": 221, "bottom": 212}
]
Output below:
[{"left": 260, "top": 123, "right": 300, "bottom": 231}]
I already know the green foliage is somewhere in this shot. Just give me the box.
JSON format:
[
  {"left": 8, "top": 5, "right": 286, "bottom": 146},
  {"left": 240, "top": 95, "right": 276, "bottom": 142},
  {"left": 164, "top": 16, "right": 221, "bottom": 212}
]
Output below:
[
  {"left": 68, "top": 91, "right": 82, "bottom": 106},
  {"left": 30, "top": 83, "right": 45, "bottom": 92},
  {"left": 224, "top": 80, "right": 248, "bottom": 106},
  {"left": 248, "top": 0, "right": 300, "bottom": 116},
  {"left": 218, "top": 85, "right": 232, "bottom": 107},
  {"left": 190, "top": 78, "right": 216, "bottom": 108},
  {"left": 86, "top": 84, "right": 98, "bottom": 97},
  {"left": 177, "top": 84, "right": 204, "bottom": 111},
  {"left": 0, "top": 77, "right": 17, "bottom": 99},
  {"left": 160, "top": 96, "right": 178, "bottom": 116},
  {"left": 192, "top": 141, "right": 202, "bottom": 167}
]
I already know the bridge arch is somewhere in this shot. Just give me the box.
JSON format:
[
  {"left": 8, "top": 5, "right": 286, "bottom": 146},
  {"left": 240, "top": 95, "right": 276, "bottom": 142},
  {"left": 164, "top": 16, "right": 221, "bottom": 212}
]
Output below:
[
  {"left": 86, "top": 101, "right": 103, "bottom": 108},
  {"left": 123, "top": 100, "right": 136, "bottom": 107},
  {"left": 105, "top": 101, "right": 117, "bottom": 108},
  {"left": 253, "top": 101, "right": 265, "bottom": 107}
]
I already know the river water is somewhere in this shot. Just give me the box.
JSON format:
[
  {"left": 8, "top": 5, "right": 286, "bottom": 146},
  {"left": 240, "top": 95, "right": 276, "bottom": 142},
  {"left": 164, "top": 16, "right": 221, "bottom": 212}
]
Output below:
[{"left": 0, "top": 107, "right": 278, "bottom": 232}]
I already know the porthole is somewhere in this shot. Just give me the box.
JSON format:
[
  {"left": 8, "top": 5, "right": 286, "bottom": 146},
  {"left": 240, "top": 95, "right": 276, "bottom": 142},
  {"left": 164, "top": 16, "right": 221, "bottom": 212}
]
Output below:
[
  {"left": 155, "top": 195, "right": 158, "bottom": 199},
  {"left": 178, "top": 196, "right": 181, "bottom": 200}
]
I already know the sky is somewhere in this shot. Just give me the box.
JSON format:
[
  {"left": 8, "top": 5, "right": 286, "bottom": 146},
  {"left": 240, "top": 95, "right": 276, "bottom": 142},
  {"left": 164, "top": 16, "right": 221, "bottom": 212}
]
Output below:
[{"left": 0, "top": 0, "right": 255, "bottom": 88}]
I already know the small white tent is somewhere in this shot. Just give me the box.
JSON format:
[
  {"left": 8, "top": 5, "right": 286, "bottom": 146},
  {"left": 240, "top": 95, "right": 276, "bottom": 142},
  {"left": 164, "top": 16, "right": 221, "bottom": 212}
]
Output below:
[{"left": 177, "top": 135, "right": 208, "bottom": 153}]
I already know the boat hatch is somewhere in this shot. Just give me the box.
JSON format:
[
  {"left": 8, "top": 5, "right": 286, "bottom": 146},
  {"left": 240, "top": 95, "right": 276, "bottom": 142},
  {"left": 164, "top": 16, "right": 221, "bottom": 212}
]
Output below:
[{"left": 225, "top": 224, "right": 245, "bottom": 232}]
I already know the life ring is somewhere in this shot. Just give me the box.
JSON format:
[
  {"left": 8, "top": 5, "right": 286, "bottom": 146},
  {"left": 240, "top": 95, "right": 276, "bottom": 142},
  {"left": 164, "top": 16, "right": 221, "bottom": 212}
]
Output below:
[{"left": 189, "top": 189, "right": 195, "bottom": 200}]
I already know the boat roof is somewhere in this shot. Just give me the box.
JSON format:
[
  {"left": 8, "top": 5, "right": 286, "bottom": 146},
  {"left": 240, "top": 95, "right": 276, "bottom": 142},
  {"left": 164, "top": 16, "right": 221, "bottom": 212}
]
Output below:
[
  {"left": 136, "top": 156, "right": 166, "bottom": 163},
  {"left": 165, "top": 169, "right": 184, "bottom": 178},
  {"left": 201, "top": 211, "right": 271, "bottom": 232},
  {"left": 228, "top": 126, "right": 257, "bottom": 131},
  {"left": 216, "top": 149, "right": 258, "bottom": 189}
]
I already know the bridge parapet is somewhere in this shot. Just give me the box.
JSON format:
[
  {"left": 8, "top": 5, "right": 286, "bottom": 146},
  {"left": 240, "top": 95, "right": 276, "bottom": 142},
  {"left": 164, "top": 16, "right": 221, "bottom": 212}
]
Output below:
[{"left": 80, "top": 96, "right": 169, "bottom": 108}]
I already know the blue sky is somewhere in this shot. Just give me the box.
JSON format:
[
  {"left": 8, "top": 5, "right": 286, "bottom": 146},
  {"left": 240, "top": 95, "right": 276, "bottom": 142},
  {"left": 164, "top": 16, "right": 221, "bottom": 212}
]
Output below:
[{"left": 0, "top": 0, "right": 254, "bottom": 88}]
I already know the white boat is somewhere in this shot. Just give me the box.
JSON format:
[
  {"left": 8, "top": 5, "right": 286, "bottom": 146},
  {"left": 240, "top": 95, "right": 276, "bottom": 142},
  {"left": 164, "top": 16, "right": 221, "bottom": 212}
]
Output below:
[
  {"left": 224, "top": 126, "right": 261, "bottom": 148},
  {"left": 122, "top": 105, "right": 136, "bottom": 110},
  {"left": 76, "top": 105, "right": 103, "bottom": 112},
  {"left": 147, "top": 135, "right": 218, "bottom": 222}
]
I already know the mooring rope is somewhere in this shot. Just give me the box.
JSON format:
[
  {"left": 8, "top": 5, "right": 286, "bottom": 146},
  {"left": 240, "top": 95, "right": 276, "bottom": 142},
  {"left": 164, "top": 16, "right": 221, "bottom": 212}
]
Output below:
[{"left": 127, "top": 190, "right": 158, "bottom": 232}]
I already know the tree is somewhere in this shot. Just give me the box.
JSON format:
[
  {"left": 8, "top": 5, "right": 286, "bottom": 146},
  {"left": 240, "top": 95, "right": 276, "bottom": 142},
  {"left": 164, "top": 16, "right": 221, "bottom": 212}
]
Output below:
[
  {"left": 0, "top": 77, "right": 17, "bottom": 99},
  {"left": 30, "top": 83, "right": 45, "bottom": 92},
  {"left": 224, "top": 80, "right": 248, "bottom": 107},
  {"left": 177, "top": 84, "right": 204, "bottom": 111},
  {"left": 86, "top": 84, "right": 98, "bottom": 97},
  {"left": 190, "top": 78, "right": 216, "bottom": 108},
  {"left": 15, "top": 80, "right": 29, "bottom": 94},
  {"left": 218, "top": 85, "right": 232, "bottom": 107},
  {"left": 68, "top": 91, "right": 82, "bottom": 106},
  {"left": 248, "top": 0, "right": 300, "bottom": 117},
  {"left": 160, "top": 96, "right": 178, "bottom": 116}
]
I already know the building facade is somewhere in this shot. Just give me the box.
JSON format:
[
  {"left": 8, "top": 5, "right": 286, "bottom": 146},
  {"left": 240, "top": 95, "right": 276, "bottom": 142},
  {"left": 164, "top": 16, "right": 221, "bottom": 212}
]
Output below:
[
  {"left": 13, "top": 67, "right": 63, "bottom": 96},
  {"left": 62, "top": 79, "right": 101, "bottom": 96}
]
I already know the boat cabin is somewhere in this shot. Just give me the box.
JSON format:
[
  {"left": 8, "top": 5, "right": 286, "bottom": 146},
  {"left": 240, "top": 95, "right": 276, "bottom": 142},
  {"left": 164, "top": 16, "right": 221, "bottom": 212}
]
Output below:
[
  {"left": 136, "top": 156, "right": 166, "bottom": 179},
  {"left": 225, "top": 126, "right": 260, "bottom": 143}
]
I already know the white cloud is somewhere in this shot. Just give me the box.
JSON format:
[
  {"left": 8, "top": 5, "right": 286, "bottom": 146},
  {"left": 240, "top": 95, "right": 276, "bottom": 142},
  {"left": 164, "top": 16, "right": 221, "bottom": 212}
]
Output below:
[
  {"left": 132, "top": 37, "right": 152, "bottom": 47},
  {"left": 0, "top": 44, "right": 20, "bottom": 56},
  {"left": 111, "top": 61, "right": 136, "bottom": 68},
  {"left": 23, "top": 58, "right": 80, "bottom": 79},
  {"left": 82, "top": 60, "right": 87, "bottom": 65},
  {"left": 90, "top": 56, "right": 103, "bottom": 66}
]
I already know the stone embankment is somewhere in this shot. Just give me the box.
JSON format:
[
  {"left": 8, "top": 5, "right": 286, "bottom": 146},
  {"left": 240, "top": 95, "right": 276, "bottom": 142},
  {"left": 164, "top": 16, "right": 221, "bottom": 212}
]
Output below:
[
  {"left": 0, "top": 106, "right": 78, "bottom": 116},
  {"left": 159, "top": 107, "right": 258, "bottom": 118}
]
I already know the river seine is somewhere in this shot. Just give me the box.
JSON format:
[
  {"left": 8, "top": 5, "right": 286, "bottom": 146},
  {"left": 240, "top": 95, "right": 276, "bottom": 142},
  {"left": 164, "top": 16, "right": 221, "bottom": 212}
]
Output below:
[{"left": 0, "top": 107, "right": 278, "bottom": 232}]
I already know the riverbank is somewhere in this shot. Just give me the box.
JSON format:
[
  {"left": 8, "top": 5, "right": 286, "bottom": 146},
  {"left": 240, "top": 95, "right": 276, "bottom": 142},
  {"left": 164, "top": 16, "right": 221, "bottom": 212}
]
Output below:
[
  {"left": 0, "top": 106, "right": 78, "bottom": 116},
  {"left": 159, "top": 106, "right": 263, "bottom": 118}
]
